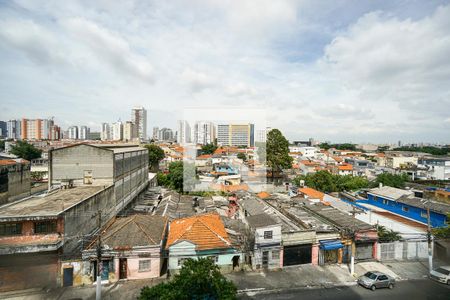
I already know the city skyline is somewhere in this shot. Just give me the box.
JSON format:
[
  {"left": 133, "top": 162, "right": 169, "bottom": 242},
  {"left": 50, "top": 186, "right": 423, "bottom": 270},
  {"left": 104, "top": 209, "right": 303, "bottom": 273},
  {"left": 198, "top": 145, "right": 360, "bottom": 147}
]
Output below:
[{"left": 0, "top": 1, "right": 449, "bottom": 143}]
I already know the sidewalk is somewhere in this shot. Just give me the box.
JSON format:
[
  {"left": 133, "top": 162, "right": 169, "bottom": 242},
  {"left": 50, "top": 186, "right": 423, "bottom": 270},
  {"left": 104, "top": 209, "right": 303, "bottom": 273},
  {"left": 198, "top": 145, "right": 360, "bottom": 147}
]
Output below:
[{"left": 226, "top": 260, "right": 430, "bottom": 294}]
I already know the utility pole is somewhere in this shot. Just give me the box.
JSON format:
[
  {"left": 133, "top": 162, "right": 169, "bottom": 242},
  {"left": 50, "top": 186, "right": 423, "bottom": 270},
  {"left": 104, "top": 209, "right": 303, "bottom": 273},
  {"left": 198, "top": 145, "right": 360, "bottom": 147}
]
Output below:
[
  {"left": 96, "top": 210, "right": 102, "bottom": 300},
  {"left": 350, "top": 205, "right": 356, "bottom": 276}
]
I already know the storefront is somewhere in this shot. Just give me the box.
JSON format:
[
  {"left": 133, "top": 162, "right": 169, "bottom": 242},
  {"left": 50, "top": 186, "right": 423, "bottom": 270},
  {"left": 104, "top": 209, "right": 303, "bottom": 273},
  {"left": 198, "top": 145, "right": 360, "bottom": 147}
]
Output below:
[{"left": 318, "top": 239, "right": 343, "bottom": 265}]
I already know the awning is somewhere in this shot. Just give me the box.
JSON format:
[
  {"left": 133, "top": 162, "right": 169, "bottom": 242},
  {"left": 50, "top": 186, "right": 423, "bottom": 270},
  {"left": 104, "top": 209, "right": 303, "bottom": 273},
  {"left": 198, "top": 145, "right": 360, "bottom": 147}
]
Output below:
[{"left": 319, "top": 239, "right": 344, "bottom": 251}]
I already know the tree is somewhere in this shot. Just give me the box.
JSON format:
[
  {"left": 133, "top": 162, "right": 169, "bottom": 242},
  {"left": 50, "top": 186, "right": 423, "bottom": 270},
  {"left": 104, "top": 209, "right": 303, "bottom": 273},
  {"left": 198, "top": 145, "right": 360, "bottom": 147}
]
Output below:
[
  {"left": 237, "top": 152, "right": 247, "bottom": 161},
  {"left": 139, "top": 258, "right": 237, "bottom": 300},
  {"left": 0, "top": 140, "right": 5, "bottom": 151},
  {"left": 377, "top": 225, "right": 401, "bottom": 242},
  {"left": 372, "top": 173, "right": 409, "bottom": 188},
  {"left": 10, "top": 141, "right": 42, "bottom": 161},
  {"left": 432, "top": 213, "right": 450, "bottom": 239},
  {"left": 293, "top": 172, "right": 369, "bottom": 193},
  {"left": 266, "top": 129, "right": 293, "bottom": 177},
  {"left": 167, "top": 161, "right": 197, "bottom": 193},
  {"left": 144, "top": 144, "right": 165, "bottom": 172},
  {"left": 201, "top": 143, "right": 218, "bottom": 155}
]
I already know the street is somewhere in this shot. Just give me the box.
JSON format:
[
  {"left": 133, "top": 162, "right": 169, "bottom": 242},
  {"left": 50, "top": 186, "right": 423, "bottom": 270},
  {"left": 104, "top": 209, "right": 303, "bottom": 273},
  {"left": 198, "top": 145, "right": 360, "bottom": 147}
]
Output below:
[{"left": 239, "top": 279, "right": 450, "bottom": 300}]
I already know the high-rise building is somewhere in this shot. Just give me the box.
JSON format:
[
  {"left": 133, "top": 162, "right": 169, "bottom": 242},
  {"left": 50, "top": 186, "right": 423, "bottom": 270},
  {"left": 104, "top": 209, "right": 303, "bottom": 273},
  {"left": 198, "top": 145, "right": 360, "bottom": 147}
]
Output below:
[
  {"left": 112, "top": 121, "right": 123, "bottom": 141},
  {"left": 79, "top": 126, "right": 90, "bottom": 140},
  {"left": 123, "top": 121, "right": 135, "bottom": 141},
  {"left": 152, "top": 127, "right": 159, "bottom": 140},
  {"left": 177, "top": 120, "right": 191, "bottom": 144},
  {"left": 158, "top": 128, "right": 174, "bottom": 141},
  {"left": 194, "top": 121, "right": 216, "bottom": 145},
  {"left": 50, "top": 125, "right": 61, "bottom": 140},
  {"left": 255, "top": 127, "right": 271, "bottom": 143},
  {"left": 0, "top": 121, "right": 7, "bottom": 138},
  {"left": 16, "top": 118, "right": 58, "bottom": 140},
  {"left": 131, "top": 106, "right": 147, "bottom": 141},
  {"left": 68, "top": 126, "right": 79, "bottom": 139},
  {"left": 101, "top": 123, "right": 110, "bottom": 141},
  {"left": 7, "top": 120, "right": 21, "bottom": 139},
  {"left": 217, "top": 124, "right": 254, "bottom": 147}
]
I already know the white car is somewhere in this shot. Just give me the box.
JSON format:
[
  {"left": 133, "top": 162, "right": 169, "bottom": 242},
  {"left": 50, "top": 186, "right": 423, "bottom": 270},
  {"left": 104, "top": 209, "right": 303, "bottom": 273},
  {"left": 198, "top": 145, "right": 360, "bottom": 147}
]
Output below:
[{"left": 430, "top": 266, "right": 450, "bottom": 285}]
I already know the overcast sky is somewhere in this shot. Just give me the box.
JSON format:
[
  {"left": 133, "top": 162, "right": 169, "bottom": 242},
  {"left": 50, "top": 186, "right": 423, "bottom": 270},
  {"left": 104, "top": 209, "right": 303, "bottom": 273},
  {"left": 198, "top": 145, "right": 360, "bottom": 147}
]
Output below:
[{"left": 0, "top": 0, "right": 449, "bottom": 143}]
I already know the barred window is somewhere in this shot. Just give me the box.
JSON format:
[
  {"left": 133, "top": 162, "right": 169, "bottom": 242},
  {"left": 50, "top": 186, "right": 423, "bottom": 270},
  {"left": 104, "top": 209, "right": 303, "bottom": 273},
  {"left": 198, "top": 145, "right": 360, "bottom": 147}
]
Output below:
[
  {"left": 0, "top": 223, "right": 22, "bottom": 236},
  {"left": 272, "top": 250, "right": 280, "bottom": 259},
  {"left": 35, "top": 221, "right": 57, "bottom": 234},
  {"left": 263, "top": 231, "right": 273, "bottom": 239},
  {"left": 139, "top": 260, "right": 151, "bottom": 272}
]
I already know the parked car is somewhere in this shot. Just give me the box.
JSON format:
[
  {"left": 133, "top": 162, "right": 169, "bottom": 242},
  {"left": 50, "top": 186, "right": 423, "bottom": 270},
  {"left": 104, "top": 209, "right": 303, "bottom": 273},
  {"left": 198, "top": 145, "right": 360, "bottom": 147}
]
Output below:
[
  {"left": 357, "top": 271, "right": 396, "bottom": 291},
  {"left": 430, "top": 266, "right": 450, "bottom": 285}
]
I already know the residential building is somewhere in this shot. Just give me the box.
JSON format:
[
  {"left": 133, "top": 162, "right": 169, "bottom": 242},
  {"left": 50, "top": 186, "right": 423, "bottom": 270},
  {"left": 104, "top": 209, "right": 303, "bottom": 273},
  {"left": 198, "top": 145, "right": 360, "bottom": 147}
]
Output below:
[
  {"left": 418, "top": 156, "right": 450, "bottom": 180},
  {"left": 217, "top": 124, "right": 254, "bottom": 147},
  {"left": 50, "top": 125, "right": 61, "bottom": 140},
  {"left": 255, "top": 127, "right": 271, "bottom": 143},
  {"left": 152, "top": 126, "right": 159, "bottom": 140},
  {"left": 101, "top": 123, "right": 111, "bottom": 141},
  {"left": 67, "top": 126, "right": 78, "bottom": 140},
  {"left": 78, "top": 126, "right": 89, "bottom": 140},
  {"left": 7, "top": 120, "right": 21, "bottom": 140},
  {"left": 111, "top": 121, "right": 123, "bottom": 141},
  {"left": 166, "top": 213, "right": 242, "bottom": 273},
  {"left": 123, "top": 121, "right": 135, "bottom": 141},
  {"left": 194, "top": 121, "right": 216, "bottom": 145},
  {"left": 177, "top": 120, "right": 191, "bottom": 144},
  {"left": 0, "top": 159, "right": 31, "bottom": 205},
  {"left": 159, "top": 128, "right": 174, "bottom": 141},
  {"left": 366, "top": 186, "right": 450, "bottom": 228},
  {"left": 246, "top": 214, "right": 282, "bottom": 270},
  {"left": 0, "top": 185, "right": 115, "bottom": 291},
  {"left": 81, "top": 215, "right": 168, "bottom": 285},
  {"left": 131, "top": 106, "right": 147, "bottom": 141},
  {"left": 385, "top": 154, "right": 418, "bottom": 169},
  {"left": 0, "top": 121, "right": 6, "bottom": 138}
]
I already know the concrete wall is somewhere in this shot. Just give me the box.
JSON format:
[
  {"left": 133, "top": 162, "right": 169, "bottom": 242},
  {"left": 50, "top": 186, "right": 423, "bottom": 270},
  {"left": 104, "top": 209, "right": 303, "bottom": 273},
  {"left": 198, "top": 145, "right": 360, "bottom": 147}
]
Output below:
[
  {"left": 63, "top": 186, "right": 115, "bottom": 256},
  {"left": 51, "top": 144, "right": 114, "bottom": 186},
  {"left": 377, "top": 241, "right": 428, "bottom": 261},
  {"left": 0, "top": 163, "right": 31, "bottom": 205}
]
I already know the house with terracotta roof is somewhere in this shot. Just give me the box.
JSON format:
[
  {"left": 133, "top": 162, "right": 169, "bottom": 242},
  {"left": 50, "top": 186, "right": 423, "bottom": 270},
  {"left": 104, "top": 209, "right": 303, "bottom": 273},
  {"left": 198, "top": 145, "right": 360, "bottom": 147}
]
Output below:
[
  {"left": 334, "top": 163, "right": 354, "bottom": 176},
  {"left": 166, "top": 213, "right": 242, "bottom": 273},
  {"left": 298, "top": 187, "right": 325, "bottom": 201}
]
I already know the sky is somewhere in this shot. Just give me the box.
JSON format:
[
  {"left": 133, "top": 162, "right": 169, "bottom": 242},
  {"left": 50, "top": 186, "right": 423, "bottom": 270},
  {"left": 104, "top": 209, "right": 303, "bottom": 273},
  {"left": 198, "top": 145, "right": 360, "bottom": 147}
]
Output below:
[{"left": 0, "top": 0, "right": 449, "bottom": 144}]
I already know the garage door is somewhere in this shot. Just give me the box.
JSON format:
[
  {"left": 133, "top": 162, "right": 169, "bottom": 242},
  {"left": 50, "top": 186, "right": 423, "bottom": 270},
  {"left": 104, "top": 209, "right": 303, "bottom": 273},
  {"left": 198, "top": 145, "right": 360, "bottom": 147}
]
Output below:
[
  {"left": 356, "top": 242, "right": 373, "bottom": 260},
  {"left": 283, "top": 244, "right": 312, "bottom": 266}
]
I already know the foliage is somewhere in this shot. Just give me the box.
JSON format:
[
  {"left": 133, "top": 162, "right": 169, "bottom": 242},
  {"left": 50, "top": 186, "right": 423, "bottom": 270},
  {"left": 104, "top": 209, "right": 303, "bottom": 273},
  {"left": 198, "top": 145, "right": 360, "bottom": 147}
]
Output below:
[
  {"left": 319, "top": 143, "right": 356, "bottom": 151},
  {"left": 393, "top": 146, "right": 450, "bottom": 156},
  {"left": 293, "top": 171, "right": 369, "bottom": 193},
  {"left": 377, "top": 225, "right": 402, "bottom": 242},
  {"left": 30, "top": 171, "right": 47, "bottom": 182},
  {"left": 156, "top": 172, "right": 170, "bottom": 187},
  {"left": 10, "top": 141, "right": 42, "bottom": 161},
  {"left": 144, "top": 144, "right": 165, "bottom": 172},
  {"left": 432, "top": 213, "right": 450, "bottom": 239},
  {"left": 0, "top": 140, "right": 4, "bottom": 151},
  {"left": 266, "top": 129, "right": 293, "bottom": 174},
  {"left": 139, "top": 258, "right": 237, "bottom": 300},
  {"left": 201, "top": 143, "right": 218, "bottom": 155},
  {"left": 166, "top": 161, "right": 197, "bottom": 193},
  {"left": 372, "top": 173, "right": 409, "bottom": 188},
  {"left": 237, "top": 152, "right": 247, "bottom": 161},
  {"left": 377, "top": 145, "right": 390, "bottom": 152}
]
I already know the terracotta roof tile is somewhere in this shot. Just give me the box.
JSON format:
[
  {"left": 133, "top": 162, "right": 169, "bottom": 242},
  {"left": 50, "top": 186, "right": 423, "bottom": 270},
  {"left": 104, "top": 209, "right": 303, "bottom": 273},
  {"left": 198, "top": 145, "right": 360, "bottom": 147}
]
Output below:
[
  {"left": 166, "top": 213, "right": 231, "bottom": 250},
  {"left": 298, "top": 187, "right": 325, "bottom": 200}
]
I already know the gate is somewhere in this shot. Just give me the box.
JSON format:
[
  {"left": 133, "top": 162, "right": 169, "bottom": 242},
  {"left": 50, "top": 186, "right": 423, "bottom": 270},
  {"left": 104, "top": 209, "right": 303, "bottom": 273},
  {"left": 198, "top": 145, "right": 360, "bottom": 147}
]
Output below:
[
  {"left": 283, "top": 244, "right": 312, "bottom": 266},
  {"left": 356, "top": 242, "right": 373, "bottom": 260}
]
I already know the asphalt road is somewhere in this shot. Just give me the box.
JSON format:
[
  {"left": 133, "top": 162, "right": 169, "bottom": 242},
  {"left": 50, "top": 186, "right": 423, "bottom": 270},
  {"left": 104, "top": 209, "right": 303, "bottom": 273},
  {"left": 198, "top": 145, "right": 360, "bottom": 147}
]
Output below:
[{"left": 239, "top": 279, "right": 450, "bottom": 300}]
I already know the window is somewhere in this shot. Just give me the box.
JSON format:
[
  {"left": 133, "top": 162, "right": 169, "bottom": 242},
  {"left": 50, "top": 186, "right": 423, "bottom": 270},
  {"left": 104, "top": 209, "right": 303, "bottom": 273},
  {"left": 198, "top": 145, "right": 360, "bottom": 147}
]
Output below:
[
  {"left": 421, "top": 211, "right": 428, "bottom": 218},
  {"left": 378, "top": 275, "right": 388, "bottom": 281},
  {"left": 272, "top": 250, "right": 280, "bottom": 260},
  {"left": 263, "top": 231, "right": 273, "bottom": 239},
  {"left": 382, "top": 199, "right": 388, "bottom": 205},
  {"left": 0, "top": 223, "right": 22, "bottom": 236},
  {"left": 402, "top": 206, "right": 409, "bottom": 212},
  {"left": 207, "top": 256, "right": 219, "bottom": 263},
  {"left": 139, "top": 260, "right": 151, "bottom": 272},
  {"left": 35, "top": 221, "right": 57, "bottom": 234}
]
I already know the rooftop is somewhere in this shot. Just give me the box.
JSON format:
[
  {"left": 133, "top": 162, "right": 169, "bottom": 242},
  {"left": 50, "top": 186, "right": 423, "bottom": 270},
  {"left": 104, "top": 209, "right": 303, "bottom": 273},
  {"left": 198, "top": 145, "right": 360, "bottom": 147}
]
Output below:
[
  {"left": 368, "top": 186, "right": 413, "bottom": 200},
  {"left": 0, "top": 186, "right": 106, "bottom": 220},
  {"left": 298, "top": 187, "right": 325, "bottom": 200},
  {"left": 246, "top": 213, "right": 279, "bottom": 228}
]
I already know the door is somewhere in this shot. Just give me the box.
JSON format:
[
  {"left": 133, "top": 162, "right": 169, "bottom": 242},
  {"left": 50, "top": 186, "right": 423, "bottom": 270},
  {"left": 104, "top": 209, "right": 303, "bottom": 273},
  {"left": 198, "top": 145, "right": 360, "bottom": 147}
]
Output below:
[
  {"left": 119, "top": 258, "right": 127, "bottom": 279},
  {"left": 356, "top": 242, "right": 373, "bottom": 260},
  {"left": 262, "top": 251, "right": 269, "bottom": 268},
  {"left": 101, "top": 261, "right": 109, "bottom": 281},
  {"left": 376, "top": 275, "right": 389, "bottom": 288},
  {"left": 63, "top": 267, "right": 73, "bottom": 287},
  {"left": 283, "top": 244, "right": 312, "bottom": 266}
]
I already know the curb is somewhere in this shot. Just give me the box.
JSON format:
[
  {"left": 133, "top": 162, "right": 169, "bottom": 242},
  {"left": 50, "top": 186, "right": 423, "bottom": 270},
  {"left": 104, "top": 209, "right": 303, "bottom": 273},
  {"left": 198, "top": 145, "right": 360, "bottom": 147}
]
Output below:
[{"left": 237, "top": 281, "right": 358, "bottom": 295}]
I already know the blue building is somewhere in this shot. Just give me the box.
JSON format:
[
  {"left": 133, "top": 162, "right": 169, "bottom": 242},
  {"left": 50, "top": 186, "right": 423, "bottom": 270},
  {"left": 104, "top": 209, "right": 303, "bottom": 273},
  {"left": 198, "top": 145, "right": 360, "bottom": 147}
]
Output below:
[{"left": 366, "top": 186, "right": 449, "bottom": 228}]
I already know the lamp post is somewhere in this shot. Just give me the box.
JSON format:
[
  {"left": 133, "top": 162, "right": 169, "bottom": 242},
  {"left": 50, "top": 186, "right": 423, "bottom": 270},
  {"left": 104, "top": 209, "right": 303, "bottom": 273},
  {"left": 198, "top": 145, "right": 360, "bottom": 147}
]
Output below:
[{"left": 422, "top": 199, "right": 433, "bottom": 274}]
